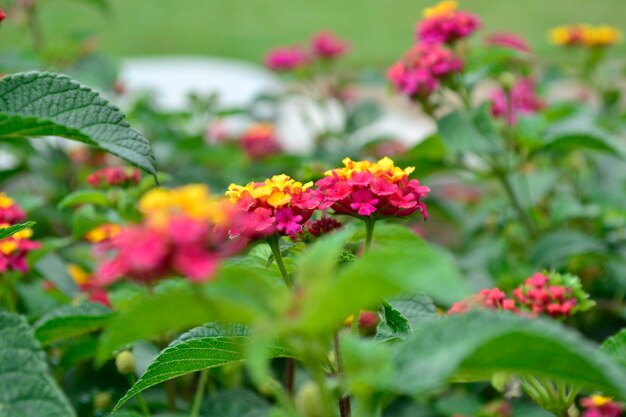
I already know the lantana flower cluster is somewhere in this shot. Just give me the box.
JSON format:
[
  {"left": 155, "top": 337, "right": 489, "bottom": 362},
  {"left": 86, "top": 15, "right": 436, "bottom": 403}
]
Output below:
[
  {"left": 87, "top": 166, "right": 141, "bottom": 188},
  {"left": 485, "top": 32, "right": 531, "bottom": 53},
  {"left": 387, "top": 43, "right": 463, "bottom": 101},
  {"left": 550, "top": 24, "right": 622, "bottom": 48},
  {"left": 0, "top": 193, "right": 39, "bottom": 274},
  {"left": 388, "top": 1, "right": 480, "bottom": 103},
  {"left": 417, "top": 0, "right": 481, "bottom": 45},
  {"left": 316, "top": 157, "right": 430, "bottom": 220},
  {"left": 239, "top": 123, "right": 282, "bottom": 160},
  {"left": 265, "top": 30, "right": 349, "bottom": 71},
  {"left": 67, "top": 264, "right": 111, "bottom": 307},
  {"left": 0, "top": 224, "right": 41, "bottom": 274},
  {"left": 581, "top": 395, "right": 623, "bottom": 417},
  {"left": 449, "top": 272, "right": 593, "bottom": 319},
  {"left": 94, "top": 185, "right": 243, "bottom": 285},
  {"left": 490, "top": 77, "right": 544, "bottom": 126},
  {"left": 226, "top": 175, "right": 320, "bottom": 238}
]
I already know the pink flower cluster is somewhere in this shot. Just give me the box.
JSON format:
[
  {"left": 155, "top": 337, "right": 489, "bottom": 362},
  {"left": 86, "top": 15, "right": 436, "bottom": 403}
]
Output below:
[
  {"left": 449, "top": 272, "right": 590, "bottom": 319},
  {"left": 387, "top": 43, "right": 463, "bottom": 100},
  {"left": 226, "top": 176, "right": 321, "bottom": 239},
  {"left": 87, "top": 166, "right": 141, "bottom": 188},
  {"left": 95, "top": 216, "right": 239, "bottom": 285},
  {"left": 0, "top": 227, "right": 41, "bottom": 274},
  {"left": 0, "top": 9, "right": 5, "bottom": 23},
  {"left": 311, "top": 30, "right": 350, "bottom": 59},
  {"left": 513, "top": 273, "right": 578, "bottom": 318},
  {"left": 264, "top": 30, "right": 350, "bottom": 71},
  {"left": 265, "top": 46, "right": 310, "bottom": 71},
  {"left": 240, "top": 123, "right": 282, "bottom": 159},
  {"left": 485, "top": 32, "right": 531, "bottom": 53},
  {"left": 490, "top": 77, "right": 544, "bottom": 125},
  {"left": 448, "top": 288, "right": 517, "bottom": 314},
  {"left": 0, "top": 194, "right": 26, "bottom": 224},
  {"left": 581, "top": 397, "right": 623, "bottom": 417},
  {"left": 316, "top": 157, "right": 430, "bottom": 220},
  {"left": 417, "top": 1, "right": 481, "bottom": 45}
]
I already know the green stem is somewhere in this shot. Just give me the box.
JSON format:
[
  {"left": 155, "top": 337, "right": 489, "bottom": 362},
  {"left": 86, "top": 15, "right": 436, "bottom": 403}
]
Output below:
[
  {"left": 127, "top": 374, "right": 151, "bottom": 417},
  {"left": 24, "top": 3, "right": 46, "bottom": 54},
  {"left": 1, "top": 273, "right": 17, "bottom": 312},
  {"left": 267, "top": 236, "right": 293, "bottom": 289},
  {"left": 334, "top": 333, "right": 351, "bottom": 417},
  {"left": 190, "top": 369, "right": 209, "bottom": 417},
  {"left": 494, "top": 169, "right": 539, "bottom": 239},
  {"left": 363, "top": 218, "right": 376, "bottom": 253}
]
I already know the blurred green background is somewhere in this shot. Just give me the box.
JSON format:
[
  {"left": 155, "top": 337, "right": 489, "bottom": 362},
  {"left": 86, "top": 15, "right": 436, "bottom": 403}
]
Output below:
[{"left": 2, "top": 0, "right": 625, "bottom": 67}]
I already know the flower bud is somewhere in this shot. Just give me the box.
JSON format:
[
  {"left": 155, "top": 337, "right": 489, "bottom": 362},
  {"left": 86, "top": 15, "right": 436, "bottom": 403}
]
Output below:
[
  {"left": 295, "top": 381, "right": 325, "bottom": 417},
  {"left": 115, "top": 350, "right": 136, "bottom": 375},
  {"left": 499, "top": 72, "right": 516, "bottom": 92},
  {"left": 93, "top": 391, "right": 112, "bottom": 411}
]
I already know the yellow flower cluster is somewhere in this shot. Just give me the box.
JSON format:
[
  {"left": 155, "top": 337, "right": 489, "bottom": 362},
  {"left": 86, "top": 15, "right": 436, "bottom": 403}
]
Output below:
[
  {"left": 550, "top": 24, "right": 621, "bottom": 48},
  {"left": 85, "top": 224, "right": 121, "bottom": 243},
  {"left": 139, "top": 184, "right": 225, "bottom": 227},
  {"left": 0, "top": 193, "right": 15, "bottom": 208},
  {"left": 226, "top": 174, "right": 312, "bottom": 208},
  {"left": 423, "top": 0, "right": 457, "bottom": 19},
  {"left": 0, "top": 223, "right": 33, "bottom": 255},
  {"left": 324, "top": 157, "right": 415, "bottom": 182},
  {"left": 588, "top": 395, "right": 613, "bottom": 407}
]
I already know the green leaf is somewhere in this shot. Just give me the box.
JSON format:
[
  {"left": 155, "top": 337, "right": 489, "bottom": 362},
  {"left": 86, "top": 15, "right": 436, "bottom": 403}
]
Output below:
[
  {"left": 58, "top": 189, "right": 110, "bottom": 209},
  {"left": 437, "top": 106, "right": 502, "bottom": 154},
  {"left": 530, "top": 229, "right": 607, "bottom": 268},
  {"left": 390, "top": 311, "right": 626, "bottom": 398},
  {"left": 541, "top": 121, "right": 625, "bottom": 157},
  {"left": 0, "top": 311, "right": 76, "bottom": 417},
  {"left": 33, "top": 253, "right": 78, "bottom": 298},
  {"left": 0, "top": 72, "right": 156, "bottom": 174},
  {"left": 297, "top": 225, "right": 470, "bottom": 334},
  {"left": 200, "top": 389, "right": 272, "bottom": 417},
  {"left": 34, "top": 302, "right": 112, "bottom": 346},
  {"left": 601, "top": 329, "right": 626, "bottom": 370},
  {"left": 114, "top": 324, "right": 290, "bottom": 411},
  {"left": 377, "top": 294, "right": 437, "bottom": 340},
  {"left": 96, "top": 270, "right": 287, "bottom": 363},
  {"left": 380, "top": 302, "right": 410, "bottom": 337},
  {"left": 0, "top": 221, "right": 35, "bottom": 239}
]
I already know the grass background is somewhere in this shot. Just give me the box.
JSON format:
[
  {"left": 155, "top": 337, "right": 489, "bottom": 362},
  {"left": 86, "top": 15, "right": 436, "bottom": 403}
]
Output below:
[{"left": 1, "top": 0, "right": 625, "bottom": 68}]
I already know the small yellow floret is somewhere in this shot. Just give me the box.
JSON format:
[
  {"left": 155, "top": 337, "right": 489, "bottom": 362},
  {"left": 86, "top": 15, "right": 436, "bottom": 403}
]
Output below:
[
  {"left": 0, "top": 193, "right": 15, "bottom": 209},
  {"left": 68, "top": 264, "right": 91, "bottom": 285},
  {"left": 423, "top": 0, "right": 457, "bottom": 19},
  {"left": 85, "top": 224, "right": 121, "bottom": 243},
  {"left": 590, "top": 395, "right": 613, "bottom": 407}
]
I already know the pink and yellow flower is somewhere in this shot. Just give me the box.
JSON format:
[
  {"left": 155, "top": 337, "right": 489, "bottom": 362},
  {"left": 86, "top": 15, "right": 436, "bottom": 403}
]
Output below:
[
  {"left": 311, "top": 30, "right": 350, "bottom": 59},
  {"left": 240, "top": 123, "right": 282, "bottom": 160},
  {"left": 581, "top": 395, "right": 623, "bottom": 417},
  {"left": 388, "top": 43, "right": 463, "bottom": 101},
  {"left": 0, "top": 224, "right": 40, "bottom": 273},
  {"left": 317, "top": 157, "right": 429, "bottom": 220},
  {"left": 417, "top": 1, "right": 481, "bottom": 45},
  {"left": 67, "top": 264, "right": 111, "bottom": 307},
  {"left": 490, "top": 77, "right": 544, "bottom": 125},
  {"left": 87, "top": 166, "right": 141, "bottom": 188},
  {"left": 0, "top": 193, "right": 26, "bottom": 225},
  {"left": 226, "top": 175, "right": 321, "bottom": 238},
  {"left": 265, "top": 46, "right": 310, "bottom": 71},
  {"left": 94, "top": 185, "right": 244, "bottom": 286},
  {"left": 85, "top": 224, "right": 122, "bottom": 244},
  {"left": 550, "top": 24, "right": 621, "bottom": 48}
]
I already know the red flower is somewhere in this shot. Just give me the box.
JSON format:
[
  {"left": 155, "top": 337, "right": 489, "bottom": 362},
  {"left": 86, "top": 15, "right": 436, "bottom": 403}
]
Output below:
[
  {"left": 490, "top": 77, "right": 544, "bottom": 126},
  {"left": 417, "top": 1, "right": 481, "bottom": 45},
  {"left": 0, "top": 225, "right": 40, "bottom": 274},
  {"left": 265, "top": 46, "right": 310, "bottom": 71},
  {"left": 87, "top": 167, "right": 141, "bottom": 188},
  {"left": 485, "top": 32, "right": 531, "bottom": 53},
  {"left": 311, "top": 30, "right": 350, "bottom": 59},
  {"left": 0, "top": 193, "right": 26, "bottom": 224},
  {"left": 240, "top": 123, "right": 281, "bottom": 159}
]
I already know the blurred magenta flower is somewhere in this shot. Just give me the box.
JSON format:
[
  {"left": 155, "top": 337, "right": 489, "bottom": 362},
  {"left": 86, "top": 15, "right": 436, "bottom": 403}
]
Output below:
[
  {"left": 240, "top": 123, "right": 282, "bottom": 159},
  {"left": 490, "top": 77, "right": 544, "bottom": 125},
  {"left": 388, "top": 43, "right": 463, "bottom": 100},
  {"left": 0, "top": 193, "right": 26, "bottom": 225},
  {"left": 0, "top": 224, "right": 40, "bottom": 274},
  {"left": 265, "top": 46, "right": 310, "bottom": 71},
  {"left": 417, "top": 1, "right": 481, "bottom": 45},
  {"left": 87, "top": 166, "right": 141, "bottom": 188},
  {"left": 311, "top": 30, "right": 350, "bottom": 59},
  {"left": 485, "top": 32, "right": 531, "bottom": 53},
  {"left": 581, "top": 396, "right": 623, "bottom": 417}
]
